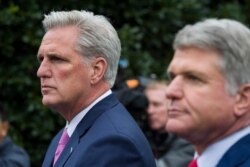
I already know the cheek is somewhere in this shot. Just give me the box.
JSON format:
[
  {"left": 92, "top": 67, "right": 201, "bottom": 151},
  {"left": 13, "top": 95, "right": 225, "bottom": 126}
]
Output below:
[
  {"left": 55, "top": 66, "right": 90, "bottom": 95},
  {"left": 186, "top": 89, "right": 234, "bottom": 124},
  {"left": 159, "top": 107, "right": 168, "bottom": 118},
  {"left": 54, "top": 65, "right": 74, "bottom": 80},
  {"left": 58, "top": 65, "right": 89, "bottom": 82}
]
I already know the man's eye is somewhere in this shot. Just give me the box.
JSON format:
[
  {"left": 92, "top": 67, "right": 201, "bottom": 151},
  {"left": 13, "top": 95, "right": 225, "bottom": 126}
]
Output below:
[
  {"left": 51, "top": 56, "right": 64, "bottom": 62},
  {"left": 37, "top": 55, "right": 43, "bottom": 63},
  {"left": 186, "top": 75, "right": 201, "bottom": 82},
  {"left": 167, "top": 72, "right": 175, "bottom": 81}
]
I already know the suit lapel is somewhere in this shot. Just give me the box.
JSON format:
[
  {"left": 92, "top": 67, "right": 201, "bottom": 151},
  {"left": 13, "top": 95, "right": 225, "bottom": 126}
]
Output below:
[
  {"left": 54, "top": 134, "right": 78, "bottom": 167},
  {"left": 42, "top": 130, "right": 63, "bottom": 167},
  {"left": 216, "top": 133, "right": 250, "bottom": 167},
  {"left": 76, "top": 93, "right": 119, "bottom": 137},
  {"left": 54, "top": 93, "right": 119, "bottom": 166}
]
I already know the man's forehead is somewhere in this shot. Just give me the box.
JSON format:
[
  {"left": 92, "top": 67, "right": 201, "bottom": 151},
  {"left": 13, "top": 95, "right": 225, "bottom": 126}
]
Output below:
[{"left": 167, "top": 48, "right": 222, "bottom": 74}]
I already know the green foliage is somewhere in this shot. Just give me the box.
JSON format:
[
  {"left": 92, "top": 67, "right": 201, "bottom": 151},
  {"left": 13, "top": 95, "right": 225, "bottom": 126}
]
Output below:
[{"left": 0, "top": 0, "right": 249, "bottom": 166}]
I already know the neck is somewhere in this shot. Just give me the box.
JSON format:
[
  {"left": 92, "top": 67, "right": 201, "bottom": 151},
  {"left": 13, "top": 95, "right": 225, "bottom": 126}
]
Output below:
[
  {"left": 58, "top": 82, "right": 110, "bottom": 121},
  {"left": 194, "top": 119, "right": 250, "bottom": 154}
]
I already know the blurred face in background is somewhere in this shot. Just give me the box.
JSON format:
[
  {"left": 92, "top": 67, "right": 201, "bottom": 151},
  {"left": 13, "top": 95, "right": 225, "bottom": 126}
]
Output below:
[
  {"left": 0, "top": 120, "right": 9, "bottom": 142},
  {"left": 145, "top": 86, "right": 168, "bottom": 132}
]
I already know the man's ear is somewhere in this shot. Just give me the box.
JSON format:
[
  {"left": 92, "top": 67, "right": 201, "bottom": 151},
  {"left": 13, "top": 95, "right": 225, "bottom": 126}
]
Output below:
[
  {"left": 234, "top": 84, "right": 250, "bottom": 117},
  {"left": 90, "top": 57, "right": 107, "bottom": 84}
]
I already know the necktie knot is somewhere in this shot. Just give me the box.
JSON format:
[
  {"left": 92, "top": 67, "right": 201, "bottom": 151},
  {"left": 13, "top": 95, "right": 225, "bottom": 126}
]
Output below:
[
  {"left": 188, "top": 158, "right": 198, "bottom": 167},
  {"left": 58, "top": 129, "right": 69, "bottom": 145},
  {"left": 53, "top": 128, "right": 69, "bottom": 165}
]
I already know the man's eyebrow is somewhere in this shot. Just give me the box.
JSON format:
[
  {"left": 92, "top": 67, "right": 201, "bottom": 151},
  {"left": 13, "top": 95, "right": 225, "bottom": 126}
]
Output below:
[
  {"left": 167, "top": 69, "right": 205, "bottom": 78},
  {"left": 182, "top": 70, "right": 205, "bottom": 77}
]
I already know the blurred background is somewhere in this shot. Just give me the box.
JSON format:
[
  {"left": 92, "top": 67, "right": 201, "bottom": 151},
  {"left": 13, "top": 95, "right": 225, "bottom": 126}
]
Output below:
[{"left": 1, "top": 0, "right": 250, "bottom": 166}]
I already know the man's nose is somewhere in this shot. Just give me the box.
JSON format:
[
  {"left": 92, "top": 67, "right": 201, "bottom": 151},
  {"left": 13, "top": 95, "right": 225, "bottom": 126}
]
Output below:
[
  {"left": 37, "top": 59, "right": 51, "bottom": 78},
  {"left": 147, "top": 104, "right": 154, "bottom": 114},
  {"left": 166, "top": 77, "right": 183, "bottom": 100}
]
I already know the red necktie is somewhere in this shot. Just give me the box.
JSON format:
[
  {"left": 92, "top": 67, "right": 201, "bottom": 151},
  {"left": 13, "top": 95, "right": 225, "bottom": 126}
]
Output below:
[
  {"left": 188, "top": 159, "right": 198, "bottom": 167},
  {"left": 53, "top": 129, "right": 69, "bottom": 165}
]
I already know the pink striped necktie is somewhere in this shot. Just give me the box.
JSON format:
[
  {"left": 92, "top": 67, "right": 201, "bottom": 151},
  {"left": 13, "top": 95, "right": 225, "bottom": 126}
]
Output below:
[
  {"left": 53, "top": 128, "right": 69, "bottom": 166},
  {"left": 188, "top": 159, "right": 198, "bottom": 167}
]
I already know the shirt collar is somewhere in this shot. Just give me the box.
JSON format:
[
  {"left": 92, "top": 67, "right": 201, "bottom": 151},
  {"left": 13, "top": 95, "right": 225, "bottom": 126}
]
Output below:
[{"left": 197, "top": 126, "right": 250, "bottom": 167}]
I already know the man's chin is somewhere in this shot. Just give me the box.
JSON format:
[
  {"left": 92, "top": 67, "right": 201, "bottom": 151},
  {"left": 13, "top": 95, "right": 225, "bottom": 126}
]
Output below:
[
  {"left": 42, "top": 98, "right": 57, "bottom": 108},
  {"left": 165, "top": 119, "right": 185, "bottom": 134}
]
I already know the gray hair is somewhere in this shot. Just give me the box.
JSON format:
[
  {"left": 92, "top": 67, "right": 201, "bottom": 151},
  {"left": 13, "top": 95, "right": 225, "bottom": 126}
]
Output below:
[
  {"left": 42, "top": 10, "right": 121, "bottom": 87},
  {"left": 173, "top": 18, "right": 250, "bottom": 95}
]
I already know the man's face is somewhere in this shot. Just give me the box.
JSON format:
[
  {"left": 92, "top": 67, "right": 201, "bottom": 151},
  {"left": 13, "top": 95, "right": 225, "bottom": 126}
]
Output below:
[
  {"left": 166, "top": 47, "right": 236, "bottom": 144},
  {"left": 145, "top": 88, "right": 168, "bottom": 132},
  {"left": 37, "top": 26, "right": 92, "bottom": 113},
  {"left": 0, "top": 121, "right": 8, "bottom": 142}
]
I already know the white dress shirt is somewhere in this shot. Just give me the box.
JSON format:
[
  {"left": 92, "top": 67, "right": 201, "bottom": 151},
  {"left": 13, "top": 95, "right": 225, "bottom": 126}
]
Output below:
[{"left": 197, "top": 126, "right": 250, "bottom": 167}]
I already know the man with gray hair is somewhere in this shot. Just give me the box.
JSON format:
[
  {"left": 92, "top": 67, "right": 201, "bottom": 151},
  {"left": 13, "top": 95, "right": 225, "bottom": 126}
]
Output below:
[
  {"left": 166, "top": 18, "right": 250, "bottom": 167},
  {"left": 37, "top": 10, "right": 156, "bottom": 167}
]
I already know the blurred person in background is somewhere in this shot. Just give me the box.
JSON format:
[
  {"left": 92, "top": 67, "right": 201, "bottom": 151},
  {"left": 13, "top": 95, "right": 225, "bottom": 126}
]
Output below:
[
  {"left": 144, "top": 80, "right": 194, "bottom": 167},
  {"left": 0, "top": 99, "right": 30, "bottom": 167},
  {"left": 37, "top": 10, "right": 156, "bottom": 167}
]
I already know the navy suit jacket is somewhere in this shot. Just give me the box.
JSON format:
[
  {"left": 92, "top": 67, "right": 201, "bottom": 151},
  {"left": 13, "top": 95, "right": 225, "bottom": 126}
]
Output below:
[
  {"left": 216, "top": 133, "right": 250, "bottom": 167},
  {"left": 42, "top": 94, "right": 156, "bottom": 167},
  {"left": 0, "top": 137, "right": 30, "bottom": 167}
]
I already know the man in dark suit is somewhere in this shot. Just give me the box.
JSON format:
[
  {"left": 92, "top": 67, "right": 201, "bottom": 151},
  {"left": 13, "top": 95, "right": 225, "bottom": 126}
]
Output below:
[
  {"left": 37, "top": 10, "right": 156, "bottom": 167},
  {"left": 166, "top": 18, "right": 250, "bottom": 167}
]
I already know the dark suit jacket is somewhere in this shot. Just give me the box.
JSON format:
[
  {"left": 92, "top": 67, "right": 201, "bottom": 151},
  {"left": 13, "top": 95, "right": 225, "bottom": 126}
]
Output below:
[
  {"left": 0, "top": 137, "right": 30, "bottom": 167},
  {"left": 42, "top": 94, "right": 156, "bottom": 167},
  {"left": 216, "top": 133, "right": 250, "bottom": 167}
]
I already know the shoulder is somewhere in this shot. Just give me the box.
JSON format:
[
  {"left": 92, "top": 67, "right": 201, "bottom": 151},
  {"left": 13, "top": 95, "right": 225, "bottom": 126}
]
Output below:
[
  {"left": 0, "top": 137, "right": 30, "bottom": 167},
  {"left": 69, "top": 104, "right": 156, "bottom": 167},
  {"left": 217, "top": 133, "right": 250, "bottom": 167},
  {"left": 91, "top": 102, "right": 147, "bottom": 145}
]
